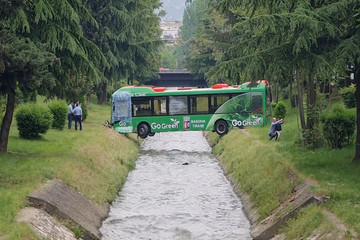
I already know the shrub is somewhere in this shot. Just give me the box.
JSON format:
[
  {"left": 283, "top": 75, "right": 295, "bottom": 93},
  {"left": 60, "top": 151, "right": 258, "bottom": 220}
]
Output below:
[
  {"left": 82, "top": 103, "right": 88, "bottom": 121},
  {"left": 300, "top": 105, "right": 323, "bottom": 149},
  {"left": 271, "top": 102, "right": 277, "bottom": 113},
  {"left": 74, "top": 96, "right": 88, "bottom": 121},
  {"left": 48, "top": 101, "right": 67, "bottom": 130},
  {"left": 15, "top": 104, "right": 53, "bottom": 139},
  {"left": 274, "top": 101, "right": 287, "bottom": 119},
  {"left": 320, "top": 106, "right": 355, "bottom": 149},
  {"left": 301, "top": 126, "right": 323, "bottom": 149},
  {"left": 340, "top": 85, "right": 356, "bottom": 108}
]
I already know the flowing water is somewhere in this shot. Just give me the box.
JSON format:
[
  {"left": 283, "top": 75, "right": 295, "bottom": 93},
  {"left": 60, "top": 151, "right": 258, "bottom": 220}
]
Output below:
[{"left": 100, "top": 131, "right": 251, "bottom": 240}]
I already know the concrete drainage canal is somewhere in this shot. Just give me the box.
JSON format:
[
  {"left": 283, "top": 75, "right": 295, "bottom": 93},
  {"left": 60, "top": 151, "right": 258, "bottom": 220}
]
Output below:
[{"left": 100, "top": 131, "right": 251, "bottom": 240}]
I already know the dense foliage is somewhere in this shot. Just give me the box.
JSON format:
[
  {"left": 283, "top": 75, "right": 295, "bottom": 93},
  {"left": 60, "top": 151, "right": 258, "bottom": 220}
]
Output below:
[
  {"left": 321, "top": 106, "right": 356, "bottom": 149},
  {"left": 273, "top": 101, "right": 287, "bottom": 120},
  {"left": 48, "top": 101, "right": 67, "bottom": 130},
  {"left": 15, "top": 104, "right": 53, "bottom": 139},
  {"left": 0, "top": 0, "right": 163, "bottom": 152},
  {"left": 340, "top": 85, "right": 356, "bottom": 109},
  {"left": 179, "top": 0, "right": 360, "bottom": 160}
]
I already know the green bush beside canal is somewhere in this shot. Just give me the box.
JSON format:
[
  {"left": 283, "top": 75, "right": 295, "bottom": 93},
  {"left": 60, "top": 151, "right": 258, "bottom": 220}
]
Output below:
[{"left": 0, "top": 101, "right": 140, "bottom": 239}]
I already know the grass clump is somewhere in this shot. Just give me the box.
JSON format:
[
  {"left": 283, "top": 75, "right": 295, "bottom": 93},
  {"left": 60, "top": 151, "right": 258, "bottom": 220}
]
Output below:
[
  {"left": 281, "top": 205, "right": 331, "bottom": 239},
  {"left": 211, "top": 130, "right": 302, "bottom": 220}
]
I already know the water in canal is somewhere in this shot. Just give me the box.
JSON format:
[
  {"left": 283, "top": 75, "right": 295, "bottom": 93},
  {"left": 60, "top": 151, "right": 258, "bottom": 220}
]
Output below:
[{"left": 100, "top": 131, "right": 251, "bottom": 240}]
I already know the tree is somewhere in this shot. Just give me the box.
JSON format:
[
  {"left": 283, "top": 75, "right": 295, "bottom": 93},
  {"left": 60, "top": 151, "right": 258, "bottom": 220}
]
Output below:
[
  {"left": 118, "top": 0, "right": 163, "bottom": 85},
  {"left": 207, "top": 0, "right": 340, "bottom": 147},
  {"left": 0, "top": 29, "right": 57, "bottom": 152},
  {"left": 0, "top": 0, "right": 104, "bottom": 152},
  {"left": 330, "top": 0, "right": 360, "bottom": 161},
  {"left": 159, "top": 46, "right": 177, "bottom": 69},
  {"left": 178, "top": 0, "right": 211, "bottom": 77}
]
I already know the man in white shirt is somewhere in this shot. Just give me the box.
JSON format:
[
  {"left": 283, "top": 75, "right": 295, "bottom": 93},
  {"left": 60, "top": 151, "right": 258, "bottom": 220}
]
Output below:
[{"left": 72, "top": 103, "right": 83, "bottom": 131}]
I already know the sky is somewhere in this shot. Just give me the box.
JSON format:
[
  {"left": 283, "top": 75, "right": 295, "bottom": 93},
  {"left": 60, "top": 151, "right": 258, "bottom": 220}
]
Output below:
[{"left": 160, "top": 0, "right": 187, "bottom": 21}]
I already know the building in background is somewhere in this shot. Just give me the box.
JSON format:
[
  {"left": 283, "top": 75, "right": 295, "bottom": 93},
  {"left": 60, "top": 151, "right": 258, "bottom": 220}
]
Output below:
[{"left": 160, "top": 20, "right": 182, "bottom": 45}]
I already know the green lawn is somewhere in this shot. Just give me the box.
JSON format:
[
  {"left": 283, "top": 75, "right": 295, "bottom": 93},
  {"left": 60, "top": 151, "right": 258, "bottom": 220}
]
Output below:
[
  {"left": 1, "top": 96, "right": 359, "bottom": 239},
  {"left": 209, "top": 98, "right": 359, "bottom": 238},
  {"left": 0, "top": 100, "right": 140, "bottom": 239}
]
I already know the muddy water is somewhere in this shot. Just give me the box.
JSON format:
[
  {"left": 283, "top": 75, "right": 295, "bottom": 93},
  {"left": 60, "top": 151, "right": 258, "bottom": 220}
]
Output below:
[{"left": 100, "top": 131, "right": 251, "bottom": 240}]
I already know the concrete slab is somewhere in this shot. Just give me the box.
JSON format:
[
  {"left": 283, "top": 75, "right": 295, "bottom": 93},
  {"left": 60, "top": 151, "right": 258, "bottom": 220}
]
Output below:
[
  {"left": 27, "top": 179, "right": 108, "bottom": 240},
  {"left": 17, "top": 207, "right": 77, "bottom": 240},
  {"left": 251, "top": 180, "right": 324, "bottom": 240}
]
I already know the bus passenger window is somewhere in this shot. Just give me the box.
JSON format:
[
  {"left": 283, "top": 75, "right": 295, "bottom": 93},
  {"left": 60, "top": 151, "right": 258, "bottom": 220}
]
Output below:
[
  {"left": 190, "top": 96, "right": 209, "bottom": 114},
  {"left": 132, "top": 97, "right": 152, "bottom": 116},
  {"left": 210, "top": 95, "right": 230, "bottom": 112},
  {"left": 154, "top": 97, "right": 167, "bottom": 115},
  {"left": 251, "top": 93, "right": 263, "bottom": 113},
  {"left": 169, "top": 96, "right": 188, "bottom": 115}
]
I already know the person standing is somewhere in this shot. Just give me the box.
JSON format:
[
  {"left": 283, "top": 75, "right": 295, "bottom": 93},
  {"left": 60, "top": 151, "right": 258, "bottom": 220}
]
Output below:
[
  {"left": 68, "top": 101, "right": 74, "bottom": 129},
  {"left": 72, "top": 103, "right": 83, "bottom": 131}
]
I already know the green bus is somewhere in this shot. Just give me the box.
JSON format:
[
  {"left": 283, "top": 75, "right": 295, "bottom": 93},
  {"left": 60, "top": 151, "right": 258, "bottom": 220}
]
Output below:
[{"left": 111, "top": 81, "right": 270, "bottom": 138}]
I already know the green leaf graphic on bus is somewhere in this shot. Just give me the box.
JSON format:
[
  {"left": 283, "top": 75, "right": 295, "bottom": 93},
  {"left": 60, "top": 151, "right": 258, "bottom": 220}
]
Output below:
[{"left": 208, "top": 93, "right": 263, "bottom": 128}]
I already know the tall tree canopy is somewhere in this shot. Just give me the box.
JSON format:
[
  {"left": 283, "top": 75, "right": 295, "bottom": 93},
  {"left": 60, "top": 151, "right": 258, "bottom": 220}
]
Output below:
[
  {"left": 182, "top": 0, "right": 360, "bottom": 158},
  {"left": 0, "top": 0, "right": 163, "bottom": 152}
]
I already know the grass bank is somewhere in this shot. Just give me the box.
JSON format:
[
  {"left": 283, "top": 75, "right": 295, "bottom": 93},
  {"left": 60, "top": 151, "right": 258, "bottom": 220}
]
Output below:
[
  {"left": 208, "top": 100, "right": 359, "bottom": 239},
  {"left": 0, "top": 101, "right": 140, "bottom": 239}
]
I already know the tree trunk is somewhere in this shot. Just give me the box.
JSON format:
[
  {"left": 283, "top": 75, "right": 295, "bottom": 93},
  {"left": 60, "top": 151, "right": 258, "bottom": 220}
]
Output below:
[
  {"left": 296, "top": 68, "right": 306, "bottom": 130},
  {"left": 101, "top": 82, "right": 107, "bottom": 103},
  {"left": 353, "top": 61, "right": 360, "bottom": 162},
  {"left": 271, "top": 81, "right": 279, "bottom": 103},
  {"left": 0, "top": 90, "right": 15, "bottom": 152},
  {"left": 306, "top": 74, "right": 317, "bottom": 130}
]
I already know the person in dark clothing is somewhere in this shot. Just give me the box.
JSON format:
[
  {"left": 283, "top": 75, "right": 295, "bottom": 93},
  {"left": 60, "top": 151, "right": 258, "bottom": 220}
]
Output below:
[{"left": 268, "top": 118, "right": 284, "bottom": 140}]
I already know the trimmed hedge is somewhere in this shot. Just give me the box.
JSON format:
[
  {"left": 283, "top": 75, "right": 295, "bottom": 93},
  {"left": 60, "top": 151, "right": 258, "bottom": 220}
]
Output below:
[
  {"left": 15, "top": 104, "right": 53, "bottom": 139},
  {"left": 320, "top": 106, "right": 355, "bottom": 149},
  {"left": 274, "top": 101, "right": 287, "bottom": 119},
  {"left": 48, "top": 101, "right": 67, "bottom": 130},
  {"left": 340, "top": 85, "right": 356, "bottom": 109}
]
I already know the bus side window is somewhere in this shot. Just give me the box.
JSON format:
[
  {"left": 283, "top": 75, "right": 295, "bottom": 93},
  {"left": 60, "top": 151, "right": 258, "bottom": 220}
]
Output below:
[
  {"left": 132, "top": 97, "right": 152, "bottom": 116},
  {"left": 169, "top": 96, "right": 188, "bottom": 115},
  {"left": 210, "top": 95, "right": 230, "bottom": 112},
  {"left": 154, "top": 97, "right": 167, "bottom": 115},
  {"left": 251, "top": 93, "right": 263, "bottom": 113},
  {"left": 190, "top": 96, "right": 209, "bottom": 114}
]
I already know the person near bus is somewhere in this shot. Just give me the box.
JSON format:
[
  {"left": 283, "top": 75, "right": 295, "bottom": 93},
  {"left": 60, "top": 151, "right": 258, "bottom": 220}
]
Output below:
[
  {"left": 68, "top": 101, "right": 74, "bottom": 129},
  {"left": 72, "top": 103, "right": 83, "bottom": 131},
  {"left": 275, "top": 118, "right": 284, "bottom": 140},
  {"left": 268, "top": 118, "right": 284, "bottom": 140}
]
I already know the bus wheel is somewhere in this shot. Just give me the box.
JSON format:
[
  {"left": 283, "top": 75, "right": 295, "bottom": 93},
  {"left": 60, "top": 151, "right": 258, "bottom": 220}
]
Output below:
[
  {"left": 215, "top": 120, "right": 228, "bottom": 136},
  {"left": 149, "top": 132, "right": 155, "bottom": 137},
  {"left": 137, "top": 123, "right": 150, "bottom": 139}
]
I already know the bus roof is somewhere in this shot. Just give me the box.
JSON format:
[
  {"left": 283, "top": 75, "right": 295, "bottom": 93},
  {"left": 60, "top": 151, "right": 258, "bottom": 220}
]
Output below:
[{"left": 113, "top": 81, "right": 269, "bottom": 97}]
